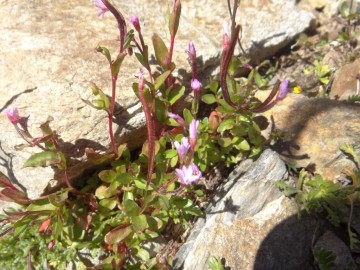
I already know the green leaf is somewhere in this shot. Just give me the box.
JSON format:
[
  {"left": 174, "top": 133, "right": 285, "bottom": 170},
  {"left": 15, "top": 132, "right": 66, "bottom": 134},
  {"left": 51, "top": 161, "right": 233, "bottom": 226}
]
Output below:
[
  {"left": 152, "top": 33, "right": 170, "bottom": 70},
  {"left": 340, "top": 1, "right": 350, "bottom": 18},
  {"left": 131, "top": 215, "right": 148, "bottom": 231},
  {"left": 235, "top": 139, "right": 250, "bottom": 151},
  {"left": 39, "top": 116, "right": 54, "bottom": 136},
  {"left": 99, "top": 198, "right": 117, "bottom": 210},
  {"left": 154, "top": 70, "right": 171, "bottom": 90},
  {"left": 218, "top": 137, "right": 232, "bottom": 148},
  {"left": 115, "top": 173, "right": 132, "bottom": 185},
  {"left": 111, "top": 53, "right": 126, "bottom": 77},
  {"left": 26, "top": 198, "right": 57, "bottom": 211},
  {"left": 206, "top": 80, "right": 219, "bottom": 94},
  {"left": 123, "top": 200, "right": 141, "bottom": 216},
  {"left": 168, "top": 86, "right": 185, "bottom": 105},
  {"left": 201, "top": 94, "right": 217, "bottom": 104},
  {"left": 48, "top": 190, "right": 68, "bottom": 207},
  {"left": 313, "top": 248, "right": 336, "bottom": 270},
  {"left": 254, "top": 70, "right": 266, "bottom": 89},
  {"left": 98, "top": 170, "right": 117, "bottom": 183},
  {"left": 96, "top": 46, "right": 111, "bottom": 63},
  {"left": 164, "top": 149, "right": 177, "bottom": 159},
  {"left": 208, "top": 256, "right": 225, "bottom": 270},
  {"left": 134, "top": 179, "right": 153, "bottom": 190},
  {"left": 24, "top": 151, "right": 61, "bottom": 168},
  {"left": 183, "top": 108, "right": 193, "bottom": 124},
  {"left": 155, "top": 97, "right": 167, "bottom": 123},
  {"left": 217, "top": 99, "right": 236, "bottom": 113},
  {"left": 104, "top": 225, "right": 132, "bottom": 245},
  {"left": 217, "top": 118, "right": 235, "bottom": 133},
  {"left": 124, "top": 29, "right": 135, "bottom": 49}
]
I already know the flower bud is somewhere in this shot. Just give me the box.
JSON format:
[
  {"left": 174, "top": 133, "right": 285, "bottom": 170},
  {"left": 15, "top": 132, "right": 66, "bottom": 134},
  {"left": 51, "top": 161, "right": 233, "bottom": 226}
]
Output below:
[
  {"left": 277, "top": 80, "right": 290, "bottom": 100},
  {"left": 189, "top": 119, "right": 199, "bottom": 150},
  {"left": 188, "top": 42, "right": 196, "bottom": 62},
  {"left": 130, "top": 15, "right": 141, "bottom": 32},
  {"left": 209, "top": 111, "right": 221, "bottom": 134},
  {"left": 138, "top": 69, "right": 145, "bottom": 91}
]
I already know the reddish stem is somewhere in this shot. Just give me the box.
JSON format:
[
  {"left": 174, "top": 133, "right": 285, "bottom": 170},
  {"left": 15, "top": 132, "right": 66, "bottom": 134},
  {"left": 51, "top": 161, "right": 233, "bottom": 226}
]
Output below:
[
  {"left": 108, "top": 74, "right": 118, "bottom": 157},
  {"left": 101, "top": 0, "right": 127, "bottom": 54},
  {"left": 138, "top": 83, "right": 155, "bottom": 188},
  {"left": 220, "top": 25, "right": 241, "bottom": 109}
]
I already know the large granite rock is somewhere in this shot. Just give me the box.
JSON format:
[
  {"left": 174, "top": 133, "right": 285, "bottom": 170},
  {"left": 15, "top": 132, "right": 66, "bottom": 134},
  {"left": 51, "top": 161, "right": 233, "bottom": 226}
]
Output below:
[
  {"left": 257, "top": 92, "right": 360, "bottom": 181},
  {"left": 173, "top": 149, "right": 322, "bottom": 269},
  {"left": 0, "top": 0, "right": 314, "bottom": 198}
]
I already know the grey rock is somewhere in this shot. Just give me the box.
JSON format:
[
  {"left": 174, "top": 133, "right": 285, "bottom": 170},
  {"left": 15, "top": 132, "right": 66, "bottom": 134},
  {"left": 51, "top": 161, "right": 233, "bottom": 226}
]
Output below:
[
  {"left": 0, "top": 0, "right": 314, "bottom": 199},
  {"left": 174, "top": 149, "right": 320, "bottom": 269},
  {"left": 257, "top": 91, "right": 360, "bottom": 181}
]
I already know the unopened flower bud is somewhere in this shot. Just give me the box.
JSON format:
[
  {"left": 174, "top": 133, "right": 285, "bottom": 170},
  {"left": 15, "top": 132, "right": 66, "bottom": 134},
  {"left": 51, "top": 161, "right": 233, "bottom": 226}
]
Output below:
[
  {"left": 209, "top": 111, "right": 221, "bottom": 134},
  {"left": 130, "top": 16, "right": 141, "bottom": 32},
  {"left": 277, "top": 80, "right": 290, "bottom": 100},
  {"left": 138, "top": 69, "right": 145, "bottom": 90},
  {"left": 188, "top": 42, "right": 196, "bottom": 62},
  {"left": 189, "top": 119, "right": 199, "bottom": 150}
]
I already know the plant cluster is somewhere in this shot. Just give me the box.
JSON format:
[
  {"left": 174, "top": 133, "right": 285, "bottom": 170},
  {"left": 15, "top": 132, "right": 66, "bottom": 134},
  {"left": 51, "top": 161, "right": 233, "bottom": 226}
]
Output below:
[
  {"left": 276, "top": 143, "right": 360, "bottom": 269},
  {"left": 0, "top": 0, "right": 290, "bottom": 269}
]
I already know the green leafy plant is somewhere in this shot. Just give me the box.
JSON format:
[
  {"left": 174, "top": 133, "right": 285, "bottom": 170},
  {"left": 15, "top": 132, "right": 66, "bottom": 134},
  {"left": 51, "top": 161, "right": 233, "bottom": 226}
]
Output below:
[
  {"left": 313, "top": 248, "right": 336, "bottom": 270},
  {"left": 208, "top": 256, "right": 226, "bottom": 270}
]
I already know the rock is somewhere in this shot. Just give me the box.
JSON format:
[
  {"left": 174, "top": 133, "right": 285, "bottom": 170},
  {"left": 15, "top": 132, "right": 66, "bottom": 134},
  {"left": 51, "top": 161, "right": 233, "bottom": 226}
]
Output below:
[
  {"left": 257, "top": 91, "right": 360, "bottom": 181},
  {"left": 0, "top": 0, "right": 314, "bottom": 199},
  {"left": 330, "top": 58, "right": 360, "bottom": 100},
  {"left": 174, "top": 149, "right": 323, "bottom": 269},
  {"left": 313, "top": 230, "right": 356, "bottom": 269}
]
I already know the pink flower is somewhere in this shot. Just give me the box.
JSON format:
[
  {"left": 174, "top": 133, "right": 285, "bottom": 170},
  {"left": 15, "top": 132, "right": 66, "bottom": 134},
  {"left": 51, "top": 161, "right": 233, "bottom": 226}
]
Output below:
[
  {"left": 130, "top": 16, "right": 141, "bottom": 32},
  {"left": 277, "top": 80, "right": 290, "bottom": 100},
  {"left": 168, "top": 112, "right": 187, "bottom": 127},
  {"left": 189, "top": 119, "right": 199, "bottom": 150},
  {"left": 187, "top": 42, "right": 196, "bottom": 62},
  {"left": 174, "top": 137, "right": 190, "bottom": 161},
  {"left": 222, "top": 22, "right": 230, "bottom": 51},
  {"left": 4, "top": 107, "right": 20, "bottom": 124},
  {"left": 175, "top": 163, "right": 202, "bottom": 185},
  {"left": 191, "top": 78, "right": 202, "bottom": 93},
  {"left": 94, "top": 0, "right": 109, "bottom": 18}
]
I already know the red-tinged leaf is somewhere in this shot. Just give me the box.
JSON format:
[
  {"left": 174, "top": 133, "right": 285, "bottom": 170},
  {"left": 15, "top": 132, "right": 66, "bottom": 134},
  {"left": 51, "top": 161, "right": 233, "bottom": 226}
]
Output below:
[
  {"left": 104, "top": 225, "right": 132, "bottom": 245},
  {"left": 152, "top": 33, "right": 170, "bottom": 70},
  {"left": 169, "top": 0, "right": 181, "bottom": 37},
  {"left": 38, "top": 218, "right": 51, "bottom": 233},
  {"left": 0, "top": 188, "right": 30, "bottom": 205},
  {"left": 3, "top": 210, "right": 45, "bottom": 217},
  {"left": 0, "top": 174, "right": 17, "bottom": 190}
]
